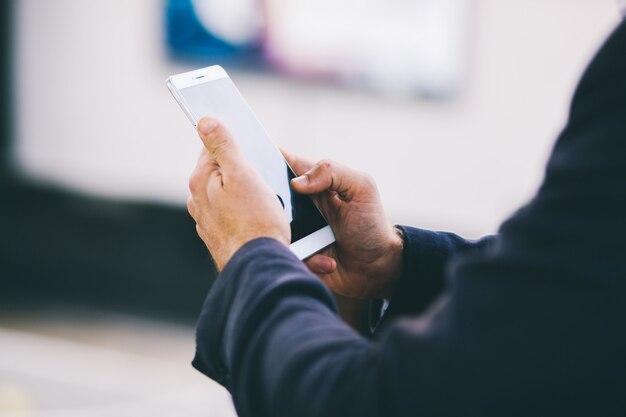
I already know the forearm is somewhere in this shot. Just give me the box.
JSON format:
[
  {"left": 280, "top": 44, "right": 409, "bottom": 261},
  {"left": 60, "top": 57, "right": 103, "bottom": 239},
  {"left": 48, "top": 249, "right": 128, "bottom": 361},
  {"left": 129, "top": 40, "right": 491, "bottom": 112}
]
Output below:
[
  {"left": 193, "top": 237, "right": 491, "bottom": 417},
  {"left": 192, "top": 239, "right": 377, "bottom": 417},
  {"left": 192, "top": 235, "right": 619, "bottom": 417}
]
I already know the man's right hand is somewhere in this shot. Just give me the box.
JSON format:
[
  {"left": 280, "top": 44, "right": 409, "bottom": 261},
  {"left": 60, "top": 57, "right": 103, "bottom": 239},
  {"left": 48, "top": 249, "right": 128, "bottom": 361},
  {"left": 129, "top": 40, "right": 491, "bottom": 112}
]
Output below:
[{"left": 284, "top": 151, "right": 404, "bottom": 300}]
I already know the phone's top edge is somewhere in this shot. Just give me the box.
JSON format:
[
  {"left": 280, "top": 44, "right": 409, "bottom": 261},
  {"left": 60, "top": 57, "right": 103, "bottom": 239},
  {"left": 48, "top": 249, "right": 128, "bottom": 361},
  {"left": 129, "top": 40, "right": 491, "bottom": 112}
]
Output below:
[{"left": 167, "top": 65, "right": 228, "bottom": 89}]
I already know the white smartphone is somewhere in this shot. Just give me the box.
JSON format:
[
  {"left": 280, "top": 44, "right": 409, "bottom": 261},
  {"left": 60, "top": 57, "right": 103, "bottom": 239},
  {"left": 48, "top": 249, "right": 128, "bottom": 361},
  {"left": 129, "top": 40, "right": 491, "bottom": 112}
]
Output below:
[{"left": 166, "top": 65, "right": 335, "bottom": 260}]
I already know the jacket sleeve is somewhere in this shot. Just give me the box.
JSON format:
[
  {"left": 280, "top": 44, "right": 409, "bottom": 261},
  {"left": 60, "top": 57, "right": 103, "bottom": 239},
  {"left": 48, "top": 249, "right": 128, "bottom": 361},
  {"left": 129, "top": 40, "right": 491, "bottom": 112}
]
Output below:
[
  {"left": 193, "top": 232, "right": 624, "bottom": 417},
  {"left": 192, "top": 20, "right": 626, "bottom": 417},
  {"left": 376, "top": 226, "right": 495, "bottom": 328}
]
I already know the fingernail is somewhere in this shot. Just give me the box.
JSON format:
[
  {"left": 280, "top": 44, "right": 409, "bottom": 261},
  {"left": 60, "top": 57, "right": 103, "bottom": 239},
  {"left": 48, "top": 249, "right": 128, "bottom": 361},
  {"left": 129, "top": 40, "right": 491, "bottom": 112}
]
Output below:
[
  {"left": 198, "top": 118, "right": 218, "bottom": 135},
  {"left": 292, "top": 175, "right": 308, "bottom": 185},
  {"left": 319, "top": 258, "right": 333, "bottom": 273}
]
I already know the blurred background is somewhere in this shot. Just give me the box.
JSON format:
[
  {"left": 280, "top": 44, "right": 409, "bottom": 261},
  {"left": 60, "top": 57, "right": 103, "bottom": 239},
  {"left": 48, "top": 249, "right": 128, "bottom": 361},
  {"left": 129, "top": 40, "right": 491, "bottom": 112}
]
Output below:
[{"left": 0, "top": 0, "right": 620, "bottom": 415}]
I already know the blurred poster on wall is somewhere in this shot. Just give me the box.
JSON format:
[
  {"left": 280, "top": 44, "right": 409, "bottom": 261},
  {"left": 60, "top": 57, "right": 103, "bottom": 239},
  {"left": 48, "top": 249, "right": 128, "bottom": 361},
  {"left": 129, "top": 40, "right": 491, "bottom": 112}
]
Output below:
[
  {"left": 166, "top": 0, "right": 471, "bottom": 96},
  {"left": 165, "top": 0, "right": 265, "bottom": 62},
  {"left": 263, "top": 0, "right": 471, "bottom": 97}
]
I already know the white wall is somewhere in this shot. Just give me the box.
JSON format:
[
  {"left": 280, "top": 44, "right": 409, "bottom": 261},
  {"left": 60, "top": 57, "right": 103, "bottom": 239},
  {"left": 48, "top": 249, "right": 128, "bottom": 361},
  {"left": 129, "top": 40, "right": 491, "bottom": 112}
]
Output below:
[{"left": 14, "top": 0, "right": 620, "bottom": 236}]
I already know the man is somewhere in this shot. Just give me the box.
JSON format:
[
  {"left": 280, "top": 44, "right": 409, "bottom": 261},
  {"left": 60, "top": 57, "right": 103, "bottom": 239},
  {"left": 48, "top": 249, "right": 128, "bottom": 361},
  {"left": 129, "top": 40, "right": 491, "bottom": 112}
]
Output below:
[{"left": 186, "top": 9, "right": 626, "bottom": 417}]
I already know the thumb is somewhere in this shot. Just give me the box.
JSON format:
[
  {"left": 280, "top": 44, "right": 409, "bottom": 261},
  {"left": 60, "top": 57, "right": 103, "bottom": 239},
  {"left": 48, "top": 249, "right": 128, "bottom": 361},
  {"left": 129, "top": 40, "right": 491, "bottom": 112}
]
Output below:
[
  {"left": 305, "top": 254, "right": 337, "bottom": 275},
  {"left": 197, "top": 117, "right": 244, "bottom": 170},
  {"left": 291, "top": 159, "right": 361, "bottom": 201}
]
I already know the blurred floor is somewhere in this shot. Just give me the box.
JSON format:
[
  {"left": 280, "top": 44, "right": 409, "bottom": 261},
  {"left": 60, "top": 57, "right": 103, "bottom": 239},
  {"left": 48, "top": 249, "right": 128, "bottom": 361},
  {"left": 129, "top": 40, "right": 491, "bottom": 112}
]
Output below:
[{"left": 0, "top": 304, "right": 236, "bottom": 417}]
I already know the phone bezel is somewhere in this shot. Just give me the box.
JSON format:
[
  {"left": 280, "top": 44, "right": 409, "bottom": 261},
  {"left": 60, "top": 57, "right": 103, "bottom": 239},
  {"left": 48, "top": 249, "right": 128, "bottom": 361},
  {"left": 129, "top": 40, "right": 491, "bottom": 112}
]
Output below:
[{"left": 166, "top": 66, "right": 335, "bottom": 260}]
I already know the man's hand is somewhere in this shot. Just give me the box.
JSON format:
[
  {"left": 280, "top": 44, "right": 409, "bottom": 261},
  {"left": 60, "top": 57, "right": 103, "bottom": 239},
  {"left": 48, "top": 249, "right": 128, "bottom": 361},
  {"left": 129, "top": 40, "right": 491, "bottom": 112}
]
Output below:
[
  {"left": 188, "top": 118, "right": 290, "bottom": 271},
  {"left": 284, "top": 151, "right": 404, "bottom": 299}
]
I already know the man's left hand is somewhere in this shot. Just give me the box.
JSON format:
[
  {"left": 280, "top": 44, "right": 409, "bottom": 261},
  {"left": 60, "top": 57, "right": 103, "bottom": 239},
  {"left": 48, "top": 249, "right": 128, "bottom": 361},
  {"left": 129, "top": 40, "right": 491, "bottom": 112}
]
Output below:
[{"left": 187, "top": 117, "right": 291, "bottom": 271}]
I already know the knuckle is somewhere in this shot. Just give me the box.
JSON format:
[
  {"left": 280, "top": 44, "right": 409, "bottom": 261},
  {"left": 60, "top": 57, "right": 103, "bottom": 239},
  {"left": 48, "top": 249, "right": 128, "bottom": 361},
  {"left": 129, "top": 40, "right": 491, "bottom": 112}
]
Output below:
[
  {"left": 188, "top": 173, "right": 201, "bottom": 194},
  {"left": 211, "top": 139, "right": 231, "bottom": 161},
  {"left": 189, "top": 166, "right": 210, "bottom": 194},
  {"left": 186, "top": 195, "right": 194, "bottom": 214},
  {"left": 362, "top": 172, "right": 377, "bottom": 188},
  {"left": 317, "top": 159, "right": 333, "bottom": 171}
]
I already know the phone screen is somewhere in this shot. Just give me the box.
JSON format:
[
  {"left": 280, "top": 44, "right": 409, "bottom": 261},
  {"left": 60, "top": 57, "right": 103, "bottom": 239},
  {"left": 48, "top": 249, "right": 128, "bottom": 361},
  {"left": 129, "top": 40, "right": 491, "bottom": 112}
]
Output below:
[{"left": 177, "top": 76, "right": 328, "bottom": 244}]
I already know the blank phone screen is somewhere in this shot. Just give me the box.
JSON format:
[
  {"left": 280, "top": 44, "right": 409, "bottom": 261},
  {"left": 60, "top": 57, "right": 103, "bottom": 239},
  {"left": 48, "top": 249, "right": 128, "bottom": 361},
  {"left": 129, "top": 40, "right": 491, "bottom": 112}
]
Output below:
[{"left": 178, "top": 76, "right": 328, "bottom": 243}]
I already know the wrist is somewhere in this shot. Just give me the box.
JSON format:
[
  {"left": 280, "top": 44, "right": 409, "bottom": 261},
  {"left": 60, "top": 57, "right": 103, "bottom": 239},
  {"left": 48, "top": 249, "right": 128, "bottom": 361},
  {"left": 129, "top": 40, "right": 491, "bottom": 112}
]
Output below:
[
  {"left": 376, "top": 226, "right": 404, "bottom": 299},
  {"left": 215, "top": 232, "right": 289, "bottom": 271}
]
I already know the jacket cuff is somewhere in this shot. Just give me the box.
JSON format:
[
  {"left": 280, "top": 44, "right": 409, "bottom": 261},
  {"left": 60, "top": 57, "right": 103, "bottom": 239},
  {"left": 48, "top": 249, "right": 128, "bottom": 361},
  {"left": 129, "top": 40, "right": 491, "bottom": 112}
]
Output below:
[
  {"left": 378, "top": 226, "right": 494, "bottom": 328},
  {"left": 191, "top": 238, "right": 287, "bottom": 387}
]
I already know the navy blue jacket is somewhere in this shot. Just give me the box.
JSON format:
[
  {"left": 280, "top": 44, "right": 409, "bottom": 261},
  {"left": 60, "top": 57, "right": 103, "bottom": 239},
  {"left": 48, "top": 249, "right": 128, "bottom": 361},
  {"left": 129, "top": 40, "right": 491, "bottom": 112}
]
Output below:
[{"left": 192, "top": 20, "right": 626, "bottom": 417}]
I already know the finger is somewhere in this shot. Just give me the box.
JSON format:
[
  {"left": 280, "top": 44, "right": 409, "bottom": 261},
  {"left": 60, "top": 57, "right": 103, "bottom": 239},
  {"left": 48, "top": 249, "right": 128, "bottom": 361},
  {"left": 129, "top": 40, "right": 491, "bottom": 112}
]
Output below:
[
  {"left": 195, "top": 223, "right": 206, "bottom": 242},
  {"left": 186, "top": 195, "right": 196, "bottom": 219},
  {"left": 189, "top": 148, "right": 219, "bottom": 199},
  {"left": 197, "top": 117, "right": 246, "bottom": 171},
  {"left": 290, "top": 159, "right": 363, "bottom": 200},
  {"left": 305, "top": 254, "right": 337, "bottom": 275},
  {"left": 281, "top": 148, "right": 315, "bottom": 176}
]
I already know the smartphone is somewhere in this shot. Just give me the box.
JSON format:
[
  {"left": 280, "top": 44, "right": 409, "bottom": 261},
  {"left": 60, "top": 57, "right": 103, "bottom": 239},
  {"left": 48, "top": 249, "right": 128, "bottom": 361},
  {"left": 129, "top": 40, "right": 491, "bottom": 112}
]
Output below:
[{"left": 166, "top": 65, "right": 335, "bottom": 260}]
